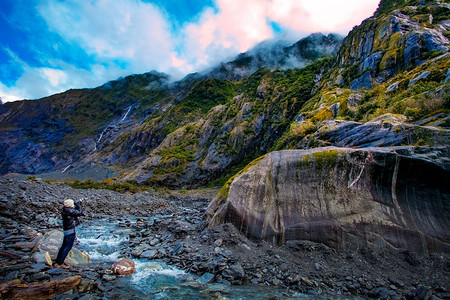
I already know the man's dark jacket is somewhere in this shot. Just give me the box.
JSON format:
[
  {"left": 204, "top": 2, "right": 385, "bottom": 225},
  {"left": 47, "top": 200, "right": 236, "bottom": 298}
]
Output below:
[{"left": 62, "top": 200, "right": 83, "bottom": 231}]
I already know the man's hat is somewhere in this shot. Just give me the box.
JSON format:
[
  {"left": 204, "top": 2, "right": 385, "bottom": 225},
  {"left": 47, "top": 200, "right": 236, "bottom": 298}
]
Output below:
[{"left": 64, "top": 199, "right": 75, "bottom": 208}]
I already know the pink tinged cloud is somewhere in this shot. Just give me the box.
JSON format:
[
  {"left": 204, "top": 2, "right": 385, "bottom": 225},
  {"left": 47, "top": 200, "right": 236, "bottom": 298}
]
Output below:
[
  {"left": 181, "top": 0, "right": 380, "bottom": 71},
  {"left": 2, "top": 0, "right": 382, "bottom": 102},
  {"left": 268, "top": 0, "right": 380, "bottom": 33},
  {"left": 181, "top": 0, "right": 274, "bottom": 70}
]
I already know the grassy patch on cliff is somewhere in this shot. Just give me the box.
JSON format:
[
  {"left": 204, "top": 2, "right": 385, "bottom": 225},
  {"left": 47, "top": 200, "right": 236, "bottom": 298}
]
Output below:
[
  {"left": 177, "top": 79, "right": 236, "bottom": 114},
  {"left": 157, "top": 142, "right": 198, "bottom": 162},
  {"left": 312, "top": 150, "right": 340, "bottom": 170},
  {"left": 65, "top": 178, "right": 148, "bottom": 193}
]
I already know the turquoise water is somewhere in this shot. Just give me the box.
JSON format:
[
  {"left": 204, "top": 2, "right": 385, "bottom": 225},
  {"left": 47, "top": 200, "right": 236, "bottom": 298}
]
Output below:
[{"left": 76, "top": 218, "right": 302, "bottom": 299}]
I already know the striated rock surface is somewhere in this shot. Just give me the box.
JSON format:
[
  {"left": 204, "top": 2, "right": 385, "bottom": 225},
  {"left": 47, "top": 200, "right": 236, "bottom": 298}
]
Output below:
[
  {"left": 292, "top": 114, "right": 450, "bottom": 149},
  {"left": 207, "top": 147, "right": 450, "bottom": 254}
]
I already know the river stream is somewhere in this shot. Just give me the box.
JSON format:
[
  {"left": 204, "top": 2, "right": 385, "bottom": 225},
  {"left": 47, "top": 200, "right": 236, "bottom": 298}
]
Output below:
[{"left": 76, "top": 218, "right": 297, "bottom": 299}]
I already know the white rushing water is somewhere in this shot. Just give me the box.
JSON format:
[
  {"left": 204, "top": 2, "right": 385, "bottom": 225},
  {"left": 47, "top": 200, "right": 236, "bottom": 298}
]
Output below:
[
  {"left": 76, "top": 218, "right": 304, "bottom": 299},
  {"left": 76, "top": 219, "right": 191, "bottom": 296},
  {"left": 121, "top": 105, "right": 133, "bottom": 121}
]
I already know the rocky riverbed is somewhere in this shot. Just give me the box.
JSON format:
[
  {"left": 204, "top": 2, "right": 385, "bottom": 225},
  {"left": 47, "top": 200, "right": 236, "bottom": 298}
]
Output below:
[{"left": 0, "top": 175, "right": 449, "bottom": 299}]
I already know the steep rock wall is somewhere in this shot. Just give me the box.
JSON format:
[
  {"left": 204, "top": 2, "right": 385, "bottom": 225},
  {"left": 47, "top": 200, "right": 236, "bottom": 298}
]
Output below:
[
  {"left": 336, "top": 2, "right": 449, "bottom": 89},
  {"left": 207, "top": 147, "right": 450, "bottom": 254}
]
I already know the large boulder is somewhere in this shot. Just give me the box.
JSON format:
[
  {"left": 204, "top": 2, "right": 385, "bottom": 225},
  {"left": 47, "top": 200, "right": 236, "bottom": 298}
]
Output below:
[
  {"left": 111, "top": 257, "right": 135, "bottom": 275},
  {"left": 34, "top": 230, "right": 91, "bottom": 265},
  {"left": 207, "top": 147, "right": 449, "bottom": 254}
]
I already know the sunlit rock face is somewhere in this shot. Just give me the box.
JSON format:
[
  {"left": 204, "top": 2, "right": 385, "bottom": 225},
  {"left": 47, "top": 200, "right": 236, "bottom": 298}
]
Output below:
[
  {"left": 207, "top": 146, "right": 449, "bottom": 254},
  {"left": 336, "top": 1, "right": 449, "bottom": 90}
]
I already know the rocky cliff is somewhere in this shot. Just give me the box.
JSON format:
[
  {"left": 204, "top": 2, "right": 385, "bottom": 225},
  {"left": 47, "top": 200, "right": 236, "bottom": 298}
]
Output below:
[
  {"left": 207, "top": 146, "right": 450, "bottom": 254},
  {"left": 0, "top": 54, "right": 332, "bottom": 187},
  {"left": 336, "top": 0, "right": 449, "bottom": 90}
]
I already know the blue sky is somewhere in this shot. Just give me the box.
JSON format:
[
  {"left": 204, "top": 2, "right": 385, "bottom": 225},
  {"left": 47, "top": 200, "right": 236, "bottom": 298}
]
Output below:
[{"left": 0, "top": 0, "right": 380, "bottom": 102}]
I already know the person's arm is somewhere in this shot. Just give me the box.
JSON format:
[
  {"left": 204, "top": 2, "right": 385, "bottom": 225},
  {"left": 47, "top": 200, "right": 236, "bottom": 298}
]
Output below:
[{"left": 67, "top": 200, "right": 83, "bottom": 216}]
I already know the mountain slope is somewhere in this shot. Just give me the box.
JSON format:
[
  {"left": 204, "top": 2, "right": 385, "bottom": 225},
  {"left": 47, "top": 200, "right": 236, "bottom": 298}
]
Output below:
[
  {"left": 273, "top": 0, "right": 449, "bottom": 149},
  {"left": 204, "top": 33, "right": 342, "bottom": 81},
  {"left": 0, "top": 33, "right": 335, "bottom": 185},
  {"left": 0, "top": 0, "right": 448, "bottom": 188}
]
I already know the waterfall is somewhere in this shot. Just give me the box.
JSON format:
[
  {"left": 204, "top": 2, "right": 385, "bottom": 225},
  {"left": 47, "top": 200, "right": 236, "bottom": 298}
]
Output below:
[
  {"left": 61, "top": 164, "right": 71, "bottom": 173},
  {"left": 94, "top": 124, "right": 111, "bottom": 152},
  {"left": 121, "top": 105, "right": 133, "bottom": 121},
  {"left": 94, "top": 105, "right": 135, "bottom": 152}
]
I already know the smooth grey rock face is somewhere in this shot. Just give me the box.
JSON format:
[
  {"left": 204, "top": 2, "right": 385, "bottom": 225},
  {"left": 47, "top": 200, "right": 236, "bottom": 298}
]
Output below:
[
  {"left": 207, "top": 147, "right": 449, "bottom": 254},
  {"left": 34, "top": 230, "right": 91, "bottom": 265},
  {"left": 304, "top": 117, "right": 449, "bottom": 149},
  {"left": 350, "top": 72, "right": 373, "bottom": 90}
]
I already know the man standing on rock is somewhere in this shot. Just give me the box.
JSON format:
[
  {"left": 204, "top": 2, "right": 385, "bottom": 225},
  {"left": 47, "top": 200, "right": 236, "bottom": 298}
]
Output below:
[{"left": 53, "top": 198, "right": 83, "bottom": 269}]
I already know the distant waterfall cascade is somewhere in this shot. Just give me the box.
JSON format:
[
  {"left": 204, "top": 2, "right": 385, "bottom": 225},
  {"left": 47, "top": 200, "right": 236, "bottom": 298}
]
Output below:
[
  {"left": 93, "top": 105, "right": 135, "bottom": 152},
  {"left": 121, "top": 105, "right": 133, "bottom": 121}
]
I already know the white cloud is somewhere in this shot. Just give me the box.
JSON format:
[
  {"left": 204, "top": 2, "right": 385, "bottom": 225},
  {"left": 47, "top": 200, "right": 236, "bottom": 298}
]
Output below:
[
  {"left": 0, "top": 82, "right": 25, "bottom": 103},
  {"left": 37, "top": 0, "right": 175, "bottom": 75},
  {"left": 41, "top": 68, "right": 67, "bottom": 86},
  {"left": 0, "top": 48, "right": 126, "bottom": 102},
  {"left": 1, "top": 0, "right": 381, "bottom": 102},
  {"left": 177, "top": 0, "right": 380, "bottom": 72}
]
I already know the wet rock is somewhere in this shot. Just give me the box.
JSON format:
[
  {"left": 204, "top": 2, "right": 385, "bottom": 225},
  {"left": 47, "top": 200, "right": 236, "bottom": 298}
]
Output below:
[
  {"left": 0, "top": 250, "right": 22, "bottom": 259},
  {"left": 197, "top": 272, "right": 215, "bottom": 284},
  {"left": 241, "top": 243, "right": 251, "bottom": 251},
  {"left": 289, "top": 275, "right": 301, "bottom": 285},
  {"left": 141, "top": 250, "right": 158, "bottom": 259},
  {"left": 222, "top": 262, "right": 245, "bottom": 280},
  {"left": 30, "top": 263, "right": 47, "bottom": 272},
  {"left": 111, "top": 257, "right": 135, "bottom": 275},
  {"left": 272, "top": 278, "right": 282, "bottom": 285},
  {"left": 14, "top": 241, "right": 36, "bottom": 250},
  {"left": 32, "top": 251, "right": 53, "bottom": 266},
  {"left": 30, "top": 272, "right": 51, "bottom": 281},
  {"left": 413, "top": 285, "right": 432, "bottom": 300},
  {"left": 77, "top": 279, "right": 98, "bottom": 293},
  {"left": 47, "top": 217, "right": 58, "bottom": 226},
  {"left": 172, "top": 242, "right": 183, "bottom": 255},
  {"left": 2, "top": 271, "right": 20, "bottom": 282},
  {"left": 78, "top": 295, "right": 97, "bottom": 300},
  {"left": 301, "top": 277, "right": 314, "bottom": 286},
  {"left": 0, "top": 275, "right": 82, "bottom": 299},
  {"left": 149, "top": 238, "right": 160, "bottom": 246},
  {"left": 102, "top": 274, "right": 116, "bottom": 282},
  {"left": 315, "top": 263, "right": 321, "bottom": 271},
  {"left": 47, "top": 268, "right": 64, "bottom": 276},
  {"left": 131, "top": 247, "right": 144, "bottom": 258},
  {"left": 368, "top": 287, "right": 389, "bottom": 299},
  {"left": 388, "top": 277, "right": 405, "bottom": 288}
]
